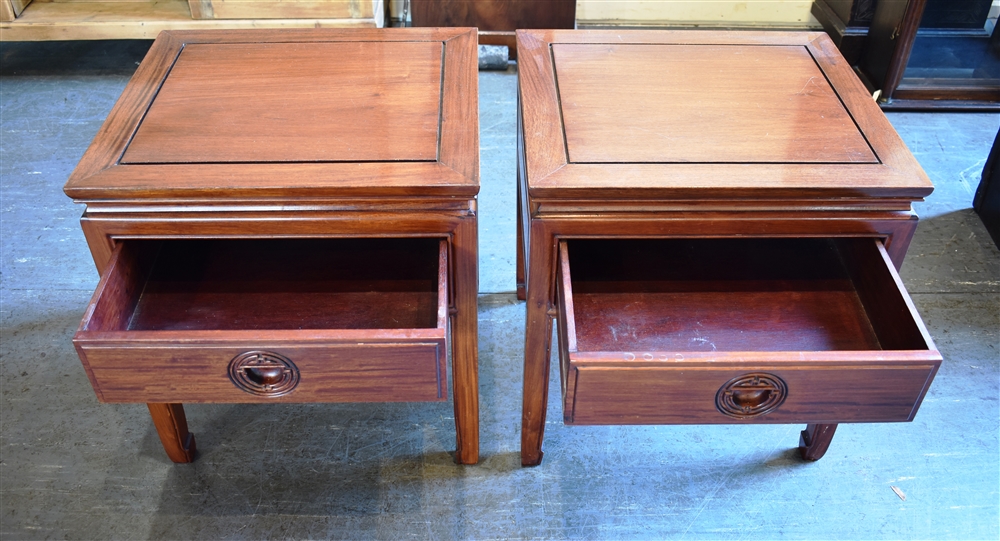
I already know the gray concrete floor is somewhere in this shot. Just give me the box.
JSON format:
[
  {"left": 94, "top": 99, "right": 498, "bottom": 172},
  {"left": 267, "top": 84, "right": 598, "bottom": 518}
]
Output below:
[{"left": 1, "top": 40, "right": 998, "bottom": 540}]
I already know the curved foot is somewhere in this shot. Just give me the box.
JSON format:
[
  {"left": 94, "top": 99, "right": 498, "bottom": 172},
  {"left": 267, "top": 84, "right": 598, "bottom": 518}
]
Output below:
[
  {"left": 521, "top": 450, "right": 543, "bottom": 467},
  {"left": 148, "top": 403, "right": 197, "bottom": 463},
  {"left": 798, "top": 423, "right": 837, "bottom": 461}
]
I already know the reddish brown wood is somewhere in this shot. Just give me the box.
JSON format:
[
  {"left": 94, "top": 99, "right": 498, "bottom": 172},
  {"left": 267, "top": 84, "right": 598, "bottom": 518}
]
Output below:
[
  {"left": 79, "top": 241, "right": 154, "bottom": 333},
  {"left": 64, "top": 28, "right": 478, "bottom": 201},
  {"left": 799, "top": 423, "right": 838, "bottom": 460},
  {"left": 569, "top": 364, "right": 938, "bottom": 425},
  {"left": 479, "top": 31, "right": 517, "bottom": 60},
  {"left": 123, "top": 41, "right": 444, "bottom": 164},
  {"left": 74, "top": 238, "right": 451, "bottom": 403},
  {"left": 125, "top": 238, "right": 444, "bottom": 331},
  {"left": 837, "top": 238, "right": 937, "bottom": 351},
  {"left": 554, "top": 44, "right": 875, "bottom": 164},
  {"left": 892, "top": 86, "right": 1000, "bottom": 103},
  {"left": 556, "top": 238, "right": 940, "bottom": 425},
  {"left": 147, "top": 403, "right": 196, "bottom": 463},
  {"left": 449, "top": 216, "right": 480, "bottom": 464},
  {"left": 565, "top": 238, "right": 884, "bottom": 353},
  {"left": 518, "top": 30, "right": 933, "bottom": 201},
  {"left": 411, "top": 0, "right": 575, "bottom": 32},
  {"left": 86, "top": 344, "right": 447, "bottom": 403},
  {"left": 65, "top": 29, "right": 480, "bottom": 464},
  {"left": 515, "top": 170, "right": 526, "bottom": 300},
  {"left": 517, "top": 30, "right": 939, "bottom": 465}
]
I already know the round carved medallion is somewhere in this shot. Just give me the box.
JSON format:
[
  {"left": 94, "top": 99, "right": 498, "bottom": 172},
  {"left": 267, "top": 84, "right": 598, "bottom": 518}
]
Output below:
[
  {"left": 716, "top": 373, "right": 787, "bottom": 419},
  {"left": 228, "top": 351, "right": 299, "bottom": 397}
]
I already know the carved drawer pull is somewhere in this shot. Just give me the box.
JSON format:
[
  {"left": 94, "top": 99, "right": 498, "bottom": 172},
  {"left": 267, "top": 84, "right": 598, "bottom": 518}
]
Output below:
[
  {"left": 228, "top": 351, "right": 299, "bottom": 397},
  {"left": 716, "top": 373, "right": 787, "bottom": 418}
]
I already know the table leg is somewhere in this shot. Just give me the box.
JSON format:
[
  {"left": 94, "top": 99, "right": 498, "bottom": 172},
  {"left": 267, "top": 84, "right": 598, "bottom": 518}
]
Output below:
[
  {"left": 799, "top": 423, "right": 838, "bottom": 461},
  {"left": 521, "top": 220, "right": 554, "bottom": 466},
  {"left": 516, "top": 178, "right": 526, "bottom": 301},
  {"left": 451, "top": 216, "right": 480, "bottom": 465},
  {"left": 147, "top": 403, "right": 196, "bottom": 463}
]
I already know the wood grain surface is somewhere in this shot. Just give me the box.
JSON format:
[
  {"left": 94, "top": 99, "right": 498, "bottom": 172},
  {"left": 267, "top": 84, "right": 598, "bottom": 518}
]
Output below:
[
  {"left": 0, "top": 1, "right": 383, "bottom": 42},
  {"left": 64, "top": 28, "right": 479, "bottom": 200},
  {"left": 125, "top": 238, "right": 444, "bottom": 331},
  {"left": 516, "top": 30, "right": 938, "bottom": 465},
  {"left": 123, "top": 41, "right": 441, "bottom": 164},
  {"left": 83, "top": 343, "right": 447, "bottom": 403},
  {"left": 566, "top": 362, "right": 939, "bottom": 425},
  {"left": 74, "top": 239, "right": 451, "bottom": 403},
  {"left": 553, "top": 43, "right": 875, "bottom": 164},
  {"left": 555, "top": 237, "right": 940, "bottom": 426},
  {"left": 65, "top": 28, "right": 481, "bottom": 464},
  {"left": 516, "top": 29, "right": 934, "bottom": 200},
  {"left": 412, "top": 0, "right": 574, "bottom": 31},
  {"left": 558, "top": 237, "right": 934, "bottom": 355}
]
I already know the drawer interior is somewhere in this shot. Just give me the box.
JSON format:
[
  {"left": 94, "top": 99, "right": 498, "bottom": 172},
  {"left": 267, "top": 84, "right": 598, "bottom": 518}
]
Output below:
[
  {"left": 85, "top": 238, "right": 447, "bottom": 332},
  {"left": 562, "top": 238, "right": 929, "bottom": 353}
]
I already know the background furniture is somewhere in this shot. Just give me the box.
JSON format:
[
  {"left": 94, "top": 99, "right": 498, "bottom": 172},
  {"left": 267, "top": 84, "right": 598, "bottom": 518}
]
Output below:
[
  {"left": 63, "top": 27, "right": 481, "bottom": 464},
  {"left": 516, "top": 29, "right": 941, "bottom": 466},
  {"left": 0, "top": 0, "right": 384, "bottom": 40},
  {"left": 812, "top": 0, "right": 878, "bottom": 64},
  {"left": 975, "top": 129, "right": 1000, "bottom": 247},
  {"left": 411, "top": 0, "right": 574, "bottom": 59},
  {"left": 857, "top": 0, "right": 1000, "bottom": 109}
]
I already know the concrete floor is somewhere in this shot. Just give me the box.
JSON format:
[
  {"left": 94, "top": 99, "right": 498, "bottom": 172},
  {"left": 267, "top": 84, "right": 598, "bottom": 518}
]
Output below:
[{"left": 1, "top": 40, "right": 998, "bottom": 540}]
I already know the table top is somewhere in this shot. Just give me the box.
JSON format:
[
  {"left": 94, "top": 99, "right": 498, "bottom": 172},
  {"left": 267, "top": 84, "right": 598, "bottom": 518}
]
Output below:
[
  {"left": 64, "top": 28, "right": 479, "bottom": 202},
  {"left": 517, "top": 30, "right": 933, "bottom": 201}
]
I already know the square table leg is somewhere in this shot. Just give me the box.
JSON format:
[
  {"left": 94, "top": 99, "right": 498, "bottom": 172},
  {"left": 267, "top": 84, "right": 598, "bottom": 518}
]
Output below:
[
  {"left": 451, "top": 216, "right": 480, "bottom": 465},
  {"left": 520, "top": 220, "right": 555, "bottom": 466}
]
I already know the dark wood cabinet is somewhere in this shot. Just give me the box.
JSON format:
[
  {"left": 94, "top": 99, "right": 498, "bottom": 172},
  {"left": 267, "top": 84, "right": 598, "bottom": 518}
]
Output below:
[
  {"left": 411, "top": 0, "right": 575, "bottom": 58},
  {"left": 412, "top": 0, "right": 574, "bottom": 30},
  {"left": 812, "top": 0, "right": 878, "bottom": 63},
  {"left": 974, "top": 129, "right": 1000, "bottom": 247},
  {"left": 857, "top": 0, "right": 1000, "bottom": 108}
]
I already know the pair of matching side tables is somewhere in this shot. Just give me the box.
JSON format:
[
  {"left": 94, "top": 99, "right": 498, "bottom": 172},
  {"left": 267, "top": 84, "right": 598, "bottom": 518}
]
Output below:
[{"left": 64, "top": 28, "right": 940, "bottom": 467}]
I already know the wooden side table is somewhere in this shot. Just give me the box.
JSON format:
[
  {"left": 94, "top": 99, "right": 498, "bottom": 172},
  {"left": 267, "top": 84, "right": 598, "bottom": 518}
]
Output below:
[
  {"left": 516, "top": 30, "right": 942, "bottom": 466},
  {"left": 64, "top": 28, "right": 481, "bottom": 465}
]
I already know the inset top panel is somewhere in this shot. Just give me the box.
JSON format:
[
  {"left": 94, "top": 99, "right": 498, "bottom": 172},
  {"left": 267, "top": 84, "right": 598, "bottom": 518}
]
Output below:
[
  {"left": 516, "top": 30, "right": 934, "bottom": 200},
  {"left": 553, "top": 43, "right": 876, "bottom": 164},
  {"left": 123, "top": 41, "right": 443, "bottom": 164},
  {"left": 64, "top": 29, "right": 478, "bottom": 201}
]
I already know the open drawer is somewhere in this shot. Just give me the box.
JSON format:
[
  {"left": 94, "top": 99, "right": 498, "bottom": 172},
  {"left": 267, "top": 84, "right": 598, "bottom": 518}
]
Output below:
[
  {"left": 74, "top": 238, "right": 449, "bottom": 403},
  {"left": 556, "top": 237, "right": 941, "bottom": 425}
]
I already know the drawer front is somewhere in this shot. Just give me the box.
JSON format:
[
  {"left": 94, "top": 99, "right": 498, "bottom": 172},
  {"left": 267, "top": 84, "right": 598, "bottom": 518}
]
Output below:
[
  {"left": 556, "top": 237, "right": 943, "bottom": 426},
  {"left": 565, "top": 362, "right": 938, "bottom": 425},
  {"left": 79, "top": 342, "right": 447, "bottom": 403},
  {"left": 73, "top": 237, "right": 451, "bottom": 404}
]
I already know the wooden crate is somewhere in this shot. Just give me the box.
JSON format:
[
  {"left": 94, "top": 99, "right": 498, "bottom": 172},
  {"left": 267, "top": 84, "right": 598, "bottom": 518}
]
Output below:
[
  {"left": 188, "top": 0, "right": 383, "bottom": 23},
  {"left": 1, "top": 0, "right": 32, "bottom": 21},
  {"left": 0, "top": 0, "right": 384, "bottom": 41}
]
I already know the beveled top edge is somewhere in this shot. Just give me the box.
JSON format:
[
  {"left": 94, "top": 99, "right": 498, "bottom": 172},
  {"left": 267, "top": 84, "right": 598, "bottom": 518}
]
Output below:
[
  {"left": 516, "top": 29, "right": 934, "bottom": 200},
  {"left": 65, "top": 28, "right": 479, "bottom": 202},
  {"left": 160, "top": 27, "right": 478, "bottom": 45},
  {"left": 516, "top": 28, "right": 827, "bottom": 46}
]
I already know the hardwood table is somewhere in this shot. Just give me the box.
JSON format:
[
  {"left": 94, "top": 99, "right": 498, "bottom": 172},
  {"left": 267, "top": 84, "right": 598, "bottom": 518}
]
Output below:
[
  {"left": 64, "top": 28, "right": 480, "bottom": 465},
  {"left": 516, "top": 29, "right": 943, "bottom": 466}
]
